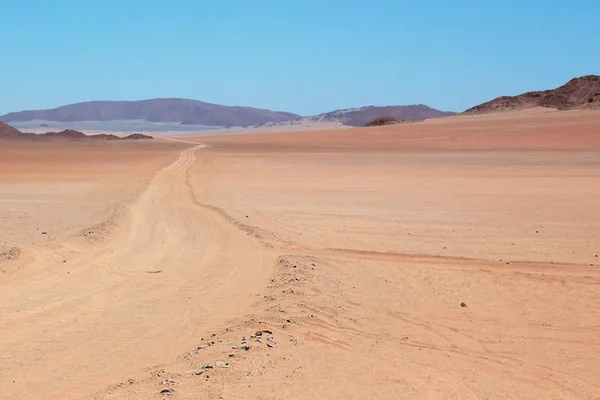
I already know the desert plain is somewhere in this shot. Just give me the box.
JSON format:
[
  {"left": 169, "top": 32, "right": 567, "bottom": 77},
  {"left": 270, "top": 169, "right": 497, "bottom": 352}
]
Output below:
[{"left": 1, "top": 109, "right": 600, "bottom": 399}]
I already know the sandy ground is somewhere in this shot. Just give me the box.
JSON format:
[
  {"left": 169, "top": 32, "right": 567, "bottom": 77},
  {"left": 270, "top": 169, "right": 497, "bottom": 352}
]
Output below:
[{"left": 1, "top": 109, "right": 600, "bottom": 399}]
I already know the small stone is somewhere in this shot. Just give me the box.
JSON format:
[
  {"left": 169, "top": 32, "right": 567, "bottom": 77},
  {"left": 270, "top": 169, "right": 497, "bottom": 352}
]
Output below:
[
  {"left": 202, "top": 363, "right": 213, "bottom": 369},
  {"left": 160, "top": 388, "right": 174, "bottom": 395},
  {"left": 187, "top": 370, "right": 204, "bottom": 376},
  {"left": 289, "top": 338, "right": 299, "bottom": 345},
  {"left": 215, "top": 360, "right": 230, "bottom": 368},
  {"left": 460, "top": 302, "right": 468, "bottom": 308},
  {"left": 255, "top": 331, "right": 263, "bottom": 337},
  {"left": 41, "top": 231, "right": 48, "bottom": 235},
  {"left": 232, "top": 344, "right": 251, "bottom": 351},
  {"left": 161, "top": 378, "right": 180, "bottom": 385},
  {"left": 153, "top": 369, "right": 166, "bottom": 377}
]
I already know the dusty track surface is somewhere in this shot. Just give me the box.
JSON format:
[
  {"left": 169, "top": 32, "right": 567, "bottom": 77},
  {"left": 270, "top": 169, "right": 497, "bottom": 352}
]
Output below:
[
  {"left": 2, "top": 109, "right": 600, "bottom": 399},
  {"left": 0, "top": 143, "right": 276, "bottom": 399}
]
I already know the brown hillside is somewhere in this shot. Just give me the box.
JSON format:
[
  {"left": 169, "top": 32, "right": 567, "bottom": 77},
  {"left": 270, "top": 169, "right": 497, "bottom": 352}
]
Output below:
[
  {"left": 465, "top": 75, "right": 600, "bottom": 114},
  {"left": 0, "top": 121, "right": 23, "bottom": 138},
  {"left": 363, "top": 117, "right": 404, "bottom": 127}
]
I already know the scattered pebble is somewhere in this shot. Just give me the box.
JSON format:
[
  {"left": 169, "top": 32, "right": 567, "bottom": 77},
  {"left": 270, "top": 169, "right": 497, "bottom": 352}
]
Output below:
[
  {"left": 187, "top": 370, "right": 204, "bottom": 376},
  {"left": 460, "top": 302, "right": 468, "bottom": 308},
  {"left": 160, "top": 388, "right": 174, "bottom": 395}
]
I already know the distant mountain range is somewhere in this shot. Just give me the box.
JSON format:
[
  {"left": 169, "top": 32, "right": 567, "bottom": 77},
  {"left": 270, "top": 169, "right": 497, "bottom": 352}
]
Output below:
[
  {"left": 464, "top": 75, "right": 600, "bottom": 114},
  {"left": 308, "top": 105, "right": 453, "bottom": 127},
  {"left": 0, "top": 122, "right": 152, "bottom": 140},
  {"left": 256, "top": 105, "right": 454, "bottom": 129},
  {"left": 0, "top": 99, "right": 452, "bottom": 129},
  {"left": 0, "top": 98, "right": 300, "bottom": 128}
]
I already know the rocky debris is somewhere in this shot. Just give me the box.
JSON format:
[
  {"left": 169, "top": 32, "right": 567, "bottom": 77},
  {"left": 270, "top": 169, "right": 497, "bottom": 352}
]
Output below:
[
  {"left": 159, "top": 387, "right": 174, "bottom": 395},
  {"left": 160, "top": 377, "right": 180, "bottom": 385},
  {"left": 289, "top": 337, "right": 299, "bottom": 345},
  {"left": 152, "top": 369, "right": 167, "bottom": 377},
  {"left": 232, "top": 344, "right": 251, "bottom": 351},
  {"left": 0, "top": 247, "right": 20, "bottom": 262},
  {"left": 460, "top": 302, "right": 468, "bottom": 308}
]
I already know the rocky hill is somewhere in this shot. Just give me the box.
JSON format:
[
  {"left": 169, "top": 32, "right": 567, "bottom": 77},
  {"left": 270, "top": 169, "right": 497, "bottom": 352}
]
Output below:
[
  {"left": 0, "top": 98, "right": 300, "bottom": 128},
  {"left": 363, "top": 117, "right": 405, "bottom": 127},
  {"left": 465, "top": 75, "right": 600, "bottom": 114},
  {"left": 0, "top": 121, "right": 23, "bottom": 138},
  {"left": 0, "top": 123, "right": 153, "bottom": 140},
  {"left": 310, "top": 105, "right": 453, "bottom": 127}
]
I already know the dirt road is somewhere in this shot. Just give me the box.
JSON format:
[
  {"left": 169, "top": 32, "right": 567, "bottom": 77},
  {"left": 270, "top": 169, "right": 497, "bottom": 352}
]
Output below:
[{"left": 0, "top": 145, "right": 276, "bottom": 399}]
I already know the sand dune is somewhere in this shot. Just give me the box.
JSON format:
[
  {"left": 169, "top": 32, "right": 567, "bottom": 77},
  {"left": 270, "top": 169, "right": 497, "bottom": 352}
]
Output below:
[{"left": 1, "top": 110, "right": 600, "bottom": 399}]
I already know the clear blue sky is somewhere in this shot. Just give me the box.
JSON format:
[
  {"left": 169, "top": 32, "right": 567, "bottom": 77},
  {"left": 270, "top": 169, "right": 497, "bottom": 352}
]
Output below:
[{"left": 1, "top": 0, "right": 598, "bottom": 116}]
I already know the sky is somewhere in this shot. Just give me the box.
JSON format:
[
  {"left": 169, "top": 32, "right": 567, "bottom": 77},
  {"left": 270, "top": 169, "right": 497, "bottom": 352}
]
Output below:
[{"left": 1, "top": 0, "right": 599, "bottom": 116}]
